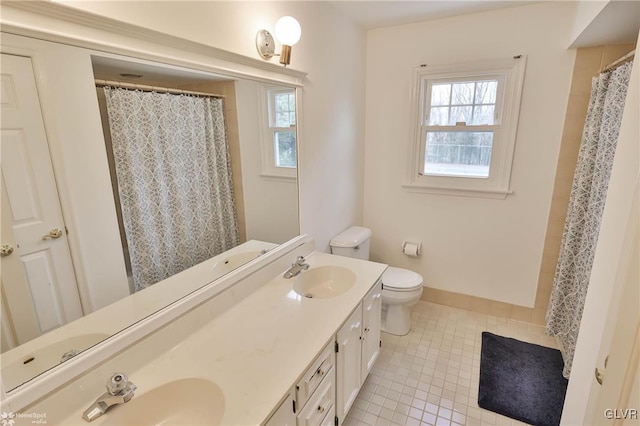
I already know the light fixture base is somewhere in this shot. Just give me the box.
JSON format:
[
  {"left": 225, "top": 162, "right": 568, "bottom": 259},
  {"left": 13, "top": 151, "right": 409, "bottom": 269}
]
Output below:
[
  {"left": 279, "top": 45, "right": 292, "bottom": 66},
  {"left": 256, "top": 29, "right": 275, "bottom": 60}
]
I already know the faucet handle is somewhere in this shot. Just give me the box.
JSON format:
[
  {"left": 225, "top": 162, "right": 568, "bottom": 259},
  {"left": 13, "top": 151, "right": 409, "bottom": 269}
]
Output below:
[{"left": 106, "top": 373, "right": 130, "bottom": 395}]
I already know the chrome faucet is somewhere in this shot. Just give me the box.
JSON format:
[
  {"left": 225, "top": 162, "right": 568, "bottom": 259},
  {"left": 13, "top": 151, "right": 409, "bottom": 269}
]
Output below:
[
  {"left": 82, "top": 373, "right": 136, "bottom": 422},
  {"left": 283, "top": 256, "right": 309, "bottom": 278}
]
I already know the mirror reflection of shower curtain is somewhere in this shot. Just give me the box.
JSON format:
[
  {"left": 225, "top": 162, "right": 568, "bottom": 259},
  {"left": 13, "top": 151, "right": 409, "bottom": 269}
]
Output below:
[
  {"left": 103, "top": 87, "right": 239, "bottom": 291},
  {"left": 546, "top": 61, "right": 633, "bottom": 379}
]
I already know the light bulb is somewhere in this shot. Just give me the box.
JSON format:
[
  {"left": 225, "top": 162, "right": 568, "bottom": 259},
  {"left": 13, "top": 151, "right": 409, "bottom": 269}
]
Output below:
[{"left": 274, "top": 16, "right": 301, "bottom": 46}]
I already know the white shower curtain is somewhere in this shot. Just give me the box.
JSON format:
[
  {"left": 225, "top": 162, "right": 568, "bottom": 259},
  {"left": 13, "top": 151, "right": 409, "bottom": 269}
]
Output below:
[
  {"left": 104, "top": 87, "right": 239, "bottom": 291},
  {"left": 546, "top": 62, "right": 633, "bottom": 378}
]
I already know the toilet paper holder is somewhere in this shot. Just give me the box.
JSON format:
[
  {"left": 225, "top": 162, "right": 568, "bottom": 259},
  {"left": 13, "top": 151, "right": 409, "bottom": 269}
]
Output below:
[{"left": 402, "top": 241, "right": 421, "bottom": 256}]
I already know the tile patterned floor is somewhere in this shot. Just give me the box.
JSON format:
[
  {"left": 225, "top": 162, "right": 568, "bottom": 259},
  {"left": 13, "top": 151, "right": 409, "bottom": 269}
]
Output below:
[{"left": 343, "top": 301, "right": 560, "bottom": 426}]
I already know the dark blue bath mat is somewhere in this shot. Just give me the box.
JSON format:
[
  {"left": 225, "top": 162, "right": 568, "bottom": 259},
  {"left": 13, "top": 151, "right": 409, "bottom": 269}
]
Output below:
[{"left": 478, "top": 332, "right": 568, "bottom": 426}]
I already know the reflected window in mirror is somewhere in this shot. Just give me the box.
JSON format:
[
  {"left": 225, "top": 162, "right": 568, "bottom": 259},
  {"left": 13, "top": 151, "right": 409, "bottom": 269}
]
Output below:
[{"left": 260, "top": 85, "right": 297, "bottom": 179}]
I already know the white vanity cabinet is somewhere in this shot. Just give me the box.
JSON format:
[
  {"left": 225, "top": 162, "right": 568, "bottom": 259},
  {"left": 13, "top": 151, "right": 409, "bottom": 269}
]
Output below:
[
  {"left": 361, "top": 280, "right": 382, "bottom": 379},
  {"left": 335, "top": 280, "right": 382, "bottom": 425},
  {"left": 296, "top": 371, "right": 335, "bottom": 426},
  {"left": 268, "top": 280, "right": 382, "bottom": 426},
  {"left": 266, "top": 341, "right": 336, "bottom": 426},
  {"left": 291, "top": 340, "right": 336, "bottom": 426}
]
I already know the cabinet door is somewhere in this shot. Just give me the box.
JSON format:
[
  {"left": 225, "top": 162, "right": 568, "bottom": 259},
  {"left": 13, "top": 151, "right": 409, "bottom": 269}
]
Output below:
[
  {"left": 335, "top": 304, "right": 363, "bottom": 425},
  {"left": 265, "top": 392, "right": 295, "bottom": 426},
  {"left": 361, "top": 280, "right": 382, "bottom": 381}
]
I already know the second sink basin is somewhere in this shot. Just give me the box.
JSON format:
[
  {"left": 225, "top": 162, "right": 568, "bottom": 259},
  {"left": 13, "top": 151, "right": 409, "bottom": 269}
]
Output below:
[
  {"left": 293, "top": 266, "right": 356, "bottom": 299},
  {"left": 99, "top": 378, "right": 224, "bottom": 425}
]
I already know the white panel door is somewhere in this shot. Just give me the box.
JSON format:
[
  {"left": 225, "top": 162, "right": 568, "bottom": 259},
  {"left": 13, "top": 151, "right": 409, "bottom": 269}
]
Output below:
[
  {"left": 361, "top": 280, "right": 382, "bottom": 382},
  {"left": 335, "top": 304, "right": 362, "bottom": 426},
  {"left": 1, "top": 53, "right": 83, "bottom": 346},
  {"left": 592, "top": 198, "right": 639, "bottom": 425}
]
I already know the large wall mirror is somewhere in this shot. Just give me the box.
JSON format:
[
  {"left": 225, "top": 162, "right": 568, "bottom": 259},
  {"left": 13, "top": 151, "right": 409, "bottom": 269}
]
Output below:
[{"left": 0, "top": 24, "right": 301, "bottom": 392}]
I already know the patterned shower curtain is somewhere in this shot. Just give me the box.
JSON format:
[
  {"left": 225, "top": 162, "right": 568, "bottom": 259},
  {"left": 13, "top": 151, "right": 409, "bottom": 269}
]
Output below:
[
  {"left": 546, "top": 62, "right": 633, "bottom": 378},
  {"left": 103, "top": 87, "right": 239, "bottom": 291}
]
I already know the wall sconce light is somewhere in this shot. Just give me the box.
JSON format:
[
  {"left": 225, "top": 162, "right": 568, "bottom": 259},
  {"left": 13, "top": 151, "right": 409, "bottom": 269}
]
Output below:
[{"left": 256, "top": 16, "right": 301, "bottom": 67}]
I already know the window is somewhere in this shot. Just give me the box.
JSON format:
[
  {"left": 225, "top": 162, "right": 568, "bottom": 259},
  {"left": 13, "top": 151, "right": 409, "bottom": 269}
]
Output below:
[
  {"left": 260, "top": 85, "right": 297, "bottom": 179},
  {"left": 407, "top": 57, "right": 526, "bottom": 198}
]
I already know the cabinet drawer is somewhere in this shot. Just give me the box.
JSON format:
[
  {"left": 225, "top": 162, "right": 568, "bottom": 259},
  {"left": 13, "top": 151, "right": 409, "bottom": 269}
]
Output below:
[
  {"left": 319, "top": 406, "right": 335, "bottom": 426},
  {"left": 297, "top": 367, "right": 335, "bottom": 426},
  {"left": 296, "top": 341, "right": 334, "bottom": 407}
]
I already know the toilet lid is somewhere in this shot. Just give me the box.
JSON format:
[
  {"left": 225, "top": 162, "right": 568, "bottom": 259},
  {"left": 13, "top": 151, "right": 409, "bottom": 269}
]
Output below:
[{"left": 382, "top": 267, "right": 423, "bottom": 291}]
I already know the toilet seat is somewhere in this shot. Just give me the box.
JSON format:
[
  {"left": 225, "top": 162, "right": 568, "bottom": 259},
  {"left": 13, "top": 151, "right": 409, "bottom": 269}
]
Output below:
[{"left": 382, "top": 267, "right": 423, "bottom": 292}]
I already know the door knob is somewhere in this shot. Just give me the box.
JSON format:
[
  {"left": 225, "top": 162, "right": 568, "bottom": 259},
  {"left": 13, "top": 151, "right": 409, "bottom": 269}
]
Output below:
[
  {"left": 1, "top": 245, "right": 14, "bottom": 257},
  {"left": 595, "top": 355, "right": 609, "bottom": 385},
  {"left": 42, "top": 228, "right": 63, "bottom": 240}
]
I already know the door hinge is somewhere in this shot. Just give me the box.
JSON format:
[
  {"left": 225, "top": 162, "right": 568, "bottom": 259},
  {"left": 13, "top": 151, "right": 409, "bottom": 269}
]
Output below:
[
  {"left": 379, "top": 340, "right": 382, "bottom": 348},
  {"left": 292, "top": 398, "right": 296, "bottom": 413},
  {"left": 334, "top": 341, "right": 339, "bottom": 353},
  {"left": 65, "top": 226, "right": 69, "bottom": 235},
  {"left": 335, "top": 415, "right": 339, "bottom": 426}
]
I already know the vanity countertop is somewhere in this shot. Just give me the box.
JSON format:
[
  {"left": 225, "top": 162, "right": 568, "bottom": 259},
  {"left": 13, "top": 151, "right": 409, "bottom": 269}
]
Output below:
[
  {"left": 30, "top": 251, "right": 386, "bottom": 425},
  {"left": 1, "top": 239, "right": 278, "bottom": 393}
]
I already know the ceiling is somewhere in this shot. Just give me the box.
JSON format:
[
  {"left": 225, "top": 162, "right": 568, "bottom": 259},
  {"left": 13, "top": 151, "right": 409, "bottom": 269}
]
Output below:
[
  {"left": 327, "top": 1, "right": 534, "bottom": 29},
  {"left": 91, "top": 56, "right": 233, "bottom": 86}
]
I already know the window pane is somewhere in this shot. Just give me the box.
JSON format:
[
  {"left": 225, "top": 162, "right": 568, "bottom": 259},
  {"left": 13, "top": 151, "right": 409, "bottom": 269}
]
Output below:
[
  {"left": 426, "top": 79, "right": 498, "bottom": 127},
  {"left": 275, "top": 131, "right": 297, "bottom": 168},
  {"left": 428, "top": 106, "right": 449, "bottom": 125},
  {"left": 274, "top": 92, "right": 296, "bottom": 126},
  {"left": 474, "top": 80, "right": 498, "bottom": 104},
  {"left": 276, "top": 112, "right": 291, "bottom": 127},
  {"left": 430, "top": 84, "right": 450, "bottom": 106},
  {"left": 471, "top": 105, "right": 495, "bottom": 125},
  {"left": 424, "top": 131, "right": 493, "bottom": 177},
  {"left": 451, "top": 82, "right": 474, "bottom": 105},
  {"left": 449, "top": 106, "right": 472, "bottom": 125}
]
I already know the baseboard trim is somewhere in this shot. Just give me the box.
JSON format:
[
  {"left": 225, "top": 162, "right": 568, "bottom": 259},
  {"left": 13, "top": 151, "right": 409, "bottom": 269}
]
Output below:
[{"left": 420, "top": 287, "right": 546, "bottom": 326}]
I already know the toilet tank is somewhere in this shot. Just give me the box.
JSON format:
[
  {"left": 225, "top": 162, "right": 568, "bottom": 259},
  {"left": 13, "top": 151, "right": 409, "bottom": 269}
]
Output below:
[{"left": 329, "top": 226, "right": 372, "bottom": 260}]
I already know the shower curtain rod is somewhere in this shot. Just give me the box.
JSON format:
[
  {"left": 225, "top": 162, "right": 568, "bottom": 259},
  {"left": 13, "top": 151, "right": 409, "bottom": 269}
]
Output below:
[
  {"left": 95, "top": 79, "right": 225, "bottom": 99},
  {"left": 601, "top": 50, "right": 635, "bottom": 73}
]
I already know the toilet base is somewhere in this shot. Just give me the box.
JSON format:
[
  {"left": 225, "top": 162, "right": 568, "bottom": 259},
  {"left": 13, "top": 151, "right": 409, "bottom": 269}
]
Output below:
[
  {"left": 381, "top": 287, "right": 423, "bottom": 336},
  {"left": 382, "top": 304, "right": 413, "bottom": 336}
]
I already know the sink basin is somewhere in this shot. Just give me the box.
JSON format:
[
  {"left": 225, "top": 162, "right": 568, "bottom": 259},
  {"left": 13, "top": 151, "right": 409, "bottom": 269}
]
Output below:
[
  {"left": 293, "top": 266, "right": 356, "bottom": 299},
  {"left": 100, "top": 378, "right": 225, "bottom": 425}
]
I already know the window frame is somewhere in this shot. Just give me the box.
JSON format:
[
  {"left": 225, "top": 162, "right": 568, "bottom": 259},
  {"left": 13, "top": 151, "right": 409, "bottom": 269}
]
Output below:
[
  {"left": 405, "top": 57, "right": 527, "bottom": 198},
  {"left": 258, "top": 84, "right": 298, "bottom": 181}
]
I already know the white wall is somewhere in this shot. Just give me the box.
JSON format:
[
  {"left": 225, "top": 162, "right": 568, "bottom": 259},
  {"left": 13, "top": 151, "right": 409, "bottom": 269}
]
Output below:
[
  {"left": 235, "top": 79, "right": 299, "bottom": 243},
  {"left": 570, "top": 0, "right": 609, "bottom": 46},
  {"left": 363, "top": 2, "right": 577, "bottom": 307},
  {"left": 56, "top": 0, "right": 367, "bottom": 252}
]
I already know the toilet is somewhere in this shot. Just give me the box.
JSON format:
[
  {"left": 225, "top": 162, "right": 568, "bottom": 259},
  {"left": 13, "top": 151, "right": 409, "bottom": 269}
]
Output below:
[{"left": 329, "top": 226, "right": 423, "bottom": 336}]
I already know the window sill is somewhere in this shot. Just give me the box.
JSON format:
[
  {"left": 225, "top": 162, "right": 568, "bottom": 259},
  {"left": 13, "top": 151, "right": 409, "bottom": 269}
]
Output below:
[
  {"left": 402, "top": 183, "right": 513, "bottom": 199},
  {"left": 259, "top": 173, "right": 297, "bottom": 183}
]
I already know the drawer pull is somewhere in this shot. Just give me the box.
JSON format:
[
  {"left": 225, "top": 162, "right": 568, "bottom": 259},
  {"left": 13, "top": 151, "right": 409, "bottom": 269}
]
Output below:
[{"left": 317, "top": 406, "right": 325, "bottom": 413}]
